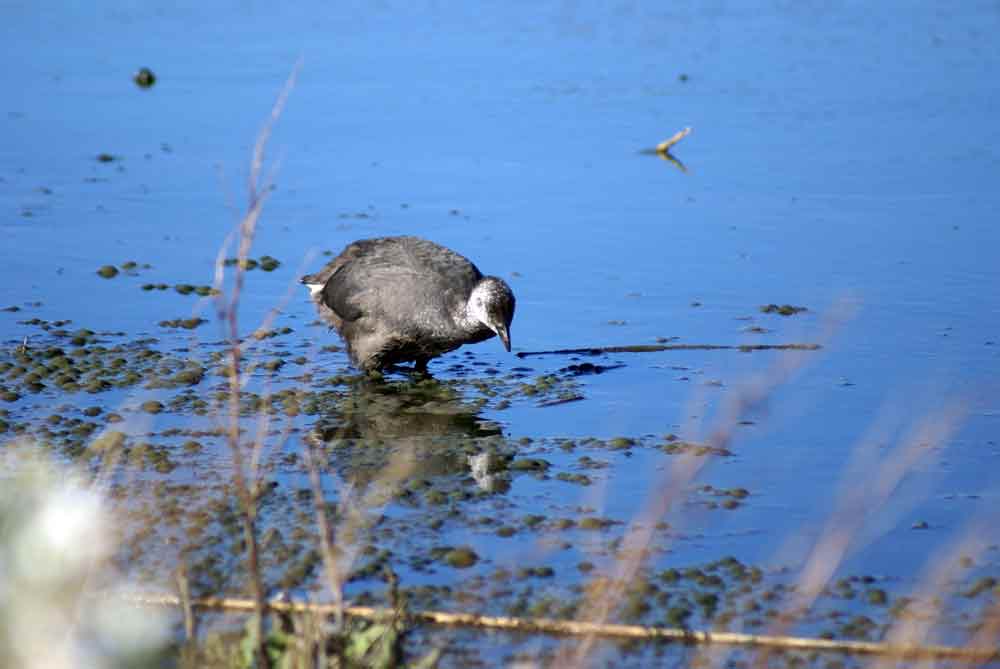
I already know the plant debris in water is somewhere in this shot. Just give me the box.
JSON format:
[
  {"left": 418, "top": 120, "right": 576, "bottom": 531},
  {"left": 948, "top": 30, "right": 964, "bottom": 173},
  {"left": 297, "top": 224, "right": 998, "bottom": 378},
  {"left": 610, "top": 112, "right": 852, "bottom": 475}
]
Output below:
[
  {"left": 222, "top": 255, "right": 281, "bottom": 271},
  {"left": 760, "top": 303, "right": 808, "bottom": 316},
  {"left": 133, "top": 67, "right": 156, "bottom": 88},
  {"left": 0, "top": 317, "right": 995, "bottom": 667}
]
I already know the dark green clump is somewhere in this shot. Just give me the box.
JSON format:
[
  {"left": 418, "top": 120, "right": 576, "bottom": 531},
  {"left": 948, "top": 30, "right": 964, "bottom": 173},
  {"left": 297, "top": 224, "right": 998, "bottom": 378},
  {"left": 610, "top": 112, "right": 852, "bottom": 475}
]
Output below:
[
  {"left": 866, "top": 588, "right": 888, "bottom": 605},
  {"left": 259, "top": 255, "right": 281, "bottom": 271},
  {"left": 555, "top": 472, "right": 592, "bottom": 486},
  {"left": 96, "top": 153, "right": 117, "bottom": 163},
  {"left": 174, "top": 284, "right": 195, "bottom": 295},
  {"left": 158, "top": 318, "right": 206, "bottom": 330},
  {"left": 963, "top": 577, "right": 997, "bottom": 598},
  {"left": 223, "top": 257, "right": 259, "bottom": 270},
  {"left": 97, "top": 265, "right": 119, "bottom": 279},
  {"left": 172, "top": 367, "right": 204, "bottom": 385},
  {"left": 133, "top": 67, "right": 156, "bottom": 88},
  {"left": 509, "top": 458, "right": 550, "bottom": 472},
  {"left": 760, "top": 304, "right": 808, "bottom": 316},
  {"left": 140, "top": 400, "right": 164, "bottom": 414},
  {"left": 442, "top": 547, "right": 478, "bottom": 568},
  {"left": 578, "top": 516, "right": 615, "bottom": 530}
]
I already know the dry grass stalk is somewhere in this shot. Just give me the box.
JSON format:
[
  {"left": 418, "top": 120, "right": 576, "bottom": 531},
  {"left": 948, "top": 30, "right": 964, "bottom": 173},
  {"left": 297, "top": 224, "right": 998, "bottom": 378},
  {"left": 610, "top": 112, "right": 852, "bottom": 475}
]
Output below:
[
  {"left": 208, "top": 60, "right": 301, "bottom": 669},
  {"left": 877, "top": 524, "right": 995, "bottom": 669},
  {"left": 554, "top": 303, "right": 853, "bottom": 668},
  {"left": 176, "top": 561, "right": 195, "bottom": 641},
  {"left": 749, "top": 401, "right": 966, "bottom": 669},
  {"left": 302, "top": 437, "right": 347, "bottom": 630},
  {"left": 557, "top": 320, "right": 835, "bottom": 667},
  {"left": 119, "top": 592, "right": 998, "bottom": 662}
]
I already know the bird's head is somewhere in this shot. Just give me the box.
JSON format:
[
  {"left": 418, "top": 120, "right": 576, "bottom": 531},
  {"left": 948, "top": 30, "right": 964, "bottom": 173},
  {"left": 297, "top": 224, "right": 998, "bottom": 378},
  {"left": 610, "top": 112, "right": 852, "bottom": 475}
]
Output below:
[{"left": 468, "top": 276, "right": 515, "bottom": 352}]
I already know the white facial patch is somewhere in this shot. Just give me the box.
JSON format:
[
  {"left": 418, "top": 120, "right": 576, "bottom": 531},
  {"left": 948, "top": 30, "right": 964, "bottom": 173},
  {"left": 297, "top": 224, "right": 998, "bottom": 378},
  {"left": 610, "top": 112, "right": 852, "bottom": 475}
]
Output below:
[
  {"left": 467, "top": 288, "right": 493, "bottom": 331},
  {"left": 304, "top": 282, "right": 324, "bottom": 297}
]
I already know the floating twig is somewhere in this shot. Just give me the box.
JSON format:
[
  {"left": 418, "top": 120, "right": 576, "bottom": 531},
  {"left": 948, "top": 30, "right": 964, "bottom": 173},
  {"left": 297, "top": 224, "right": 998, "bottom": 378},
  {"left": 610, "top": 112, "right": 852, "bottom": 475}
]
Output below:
[
  {"left": 638, "top": 128, "right": 692, "bottom": 172},
  {"left": 516, "top": 343, "right": 822, "bottom": 358},
  {"left": 118, "top": 593, "right": 998, "bottom": 662},
  {"left": 536, "top": 394, "right": 585, "bottom": 408},
  {"left": 655, "top": 127, "right": 692, "bottom": 154}
]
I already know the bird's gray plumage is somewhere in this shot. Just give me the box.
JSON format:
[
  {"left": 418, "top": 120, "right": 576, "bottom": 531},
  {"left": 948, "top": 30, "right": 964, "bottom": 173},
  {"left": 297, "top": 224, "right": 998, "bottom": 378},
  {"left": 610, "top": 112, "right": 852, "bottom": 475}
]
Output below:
[{"left": 302, "top": 236, "right": 515, "bottom": 373}]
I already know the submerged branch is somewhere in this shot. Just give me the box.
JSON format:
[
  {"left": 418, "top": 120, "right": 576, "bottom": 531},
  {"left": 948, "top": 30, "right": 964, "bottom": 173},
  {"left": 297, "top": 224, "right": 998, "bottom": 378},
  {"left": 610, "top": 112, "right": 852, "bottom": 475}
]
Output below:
[
  {"left": 121, "top": 593, "right": 997, "bottom": 662},
  {"left": 516, "top": 342, "right": 822, "bottom": 358}
]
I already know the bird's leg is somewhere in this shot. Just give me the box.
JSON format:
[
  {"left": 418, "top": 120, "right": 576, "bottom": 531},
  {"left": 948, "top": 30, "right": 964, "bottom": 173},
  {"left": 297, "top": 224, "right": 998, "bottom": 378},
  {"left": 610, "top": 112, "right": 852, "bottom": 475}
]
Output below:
[{"left": 411, "top": 358, "right": 432, "bottom": 378}]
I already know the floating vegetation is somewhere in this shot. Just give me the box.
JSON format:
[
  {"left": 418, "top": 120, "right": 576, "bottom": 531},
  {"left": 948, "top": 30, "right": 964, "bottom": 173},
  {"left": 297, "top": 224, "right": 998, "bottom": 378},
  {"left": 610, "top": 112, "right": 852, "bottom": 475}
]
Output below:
[
  {"left": 173, "top": 284, "right": 219, "bottom": 297},
  {"left": 0, "top": 315, "right": 994, "bottom": 667},
  {"left": 96, "top": 265, "right": 119, "bottom": 279},
  {"left": 222, "top": 255, "right": 281, "bottom": 271},
  {"left": 441, "top": 546, "right": 478, "bottom": 568},
  {"left": 158, "top": 318, "right": 206, "bottom": 329},
  {"left": 133, "top": 67, "right": 156, "bottom": 88},
  {"left": 760, "top": 303, "right": 808, "bottom": 316}
]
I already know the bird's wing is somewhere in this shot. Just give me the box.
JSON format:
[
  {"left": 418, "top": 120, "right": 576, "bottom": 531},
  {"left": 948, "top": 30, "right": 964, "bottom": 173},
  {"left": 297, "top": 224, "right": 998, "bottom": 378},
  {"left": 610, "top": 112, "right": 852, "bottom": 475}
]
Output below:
[
  {"left": 319, "top": 237, "right": 483, "bottom": 325},
  {"left": 321, "top": 262, "right": 366, "bottom": 322}
]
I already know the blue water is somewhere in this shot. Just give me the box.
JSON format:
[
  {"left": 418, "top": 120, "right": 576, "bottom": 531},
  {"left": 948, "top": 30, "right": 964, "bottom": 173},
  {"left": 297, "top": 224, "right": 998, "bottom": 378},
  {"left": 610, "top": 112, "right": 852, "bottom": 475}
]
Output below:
[{"left": 3, "top": 0, "right": 1000, "bottom": 647}]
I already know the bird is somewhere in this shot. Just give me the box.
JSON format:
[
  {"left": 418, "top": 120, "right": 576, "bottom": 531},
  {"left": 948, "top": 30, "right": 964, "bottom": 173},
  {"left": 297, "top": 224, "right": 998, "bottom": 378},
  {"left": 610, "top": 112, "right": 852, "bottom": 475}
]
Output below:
[{"left": 302, "top": 236, "right": 515, "bottom": 375}]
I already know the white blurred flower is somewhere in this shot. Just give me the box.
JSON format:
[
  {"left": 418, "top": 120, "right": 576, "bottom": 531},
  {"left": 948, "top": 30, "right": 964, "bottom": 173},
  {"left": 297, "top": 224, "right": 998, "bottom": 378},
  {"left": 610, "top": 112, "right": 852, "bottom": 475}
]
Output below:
[
  {"left": 0, "top": 453, "right": 168, "bottom": 669},
  {"left": 14, "top": 483, "right": 109, "bottom": 586}
]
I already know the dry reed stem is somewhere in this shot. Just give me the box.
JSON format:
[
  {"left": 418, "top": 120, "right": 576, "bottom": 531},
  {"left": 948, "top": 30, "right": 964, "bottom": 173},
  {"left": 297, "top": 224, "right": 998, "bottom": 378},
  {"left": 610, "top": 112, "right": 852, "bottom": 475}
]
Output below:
[
  {"left": 878, "top": 524, "right": 995, "bottom": 669},
  {"left": 176, "top": 561, "right": 195, "bottom": 641},
  {"left": 298, "top": 397, "right": 422, "bottom": 637},
  {"left": 302, "top": 437, "right": 347, "bottom": 630},
  {"left": 208, "top": 60, "right": 301, "bottom": 669},
  {"left": 558, "top": 309, "right": 844, "bottom": 668},
  {"left": 751, "top": 401, "right": 966, "bottom": 669},
  {"left": 118, "top": 592, "right": 999, "bottom": 662},
  {"left": 968, "top": 597, "right": 1000, "bottom": 663}
]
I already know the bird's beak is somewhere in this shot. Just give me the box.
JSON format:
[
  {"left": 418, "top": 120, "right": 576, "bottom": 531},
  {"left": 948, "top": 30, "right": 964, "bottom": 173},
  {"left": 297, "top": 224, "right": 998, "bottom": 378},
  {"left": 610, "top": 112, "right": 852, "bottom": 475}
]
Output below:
[{"left": 495, "top": 324, "right": 511, "bottom": 352}]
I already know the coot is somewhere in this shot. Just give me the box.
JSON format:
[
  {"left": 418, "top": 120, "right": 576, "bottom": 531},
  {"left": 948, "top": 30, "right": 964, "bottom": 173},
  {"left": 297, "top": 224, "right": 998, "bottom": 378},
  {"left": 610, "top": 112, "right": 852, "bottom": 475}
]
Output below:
[{"left": 302, "top": 236, "right": 515, "bottom": 374}]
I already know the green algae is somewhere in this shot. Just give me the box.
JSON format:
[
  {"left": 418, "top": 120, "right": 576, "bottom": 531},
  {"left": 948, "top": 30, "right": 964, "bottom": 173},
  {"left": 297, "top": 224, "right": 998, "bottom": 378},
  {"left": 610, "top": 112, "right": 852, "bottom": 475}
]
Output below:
[
  {"left": 555, "top": 472, "right": 592, "bottom": 486},
  {"left": 578, "top": 516, "right": 616, "bottom": 530},
  {"left": 509, "top": 458, "right": 550, "bottom": 472},
  {"left": 159, "top": 318, "right": 206, "bottom": 329},
  {"left": 140, "top": 400, "right": 164, "bottom": 414},
  {"left": 258, "top": 255, "right": 281, "bottom": 271},
  {"left": 133, "top": 67, "right": 156, "bottom": 88},
  {"left": 442, "top": 546, "right": 478, "bottom": 568},
  {"left": 760, "top": 303, "right": 808, "bottom": 316},
  {"left": 608, "top": 437, "right": 635, "bottom": 450},
  {"left": 1, "top": 318, "right": 994, "bottom": 666},
  {"left": 97, "top": 265, "right": 119, "bottom": 279}
]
